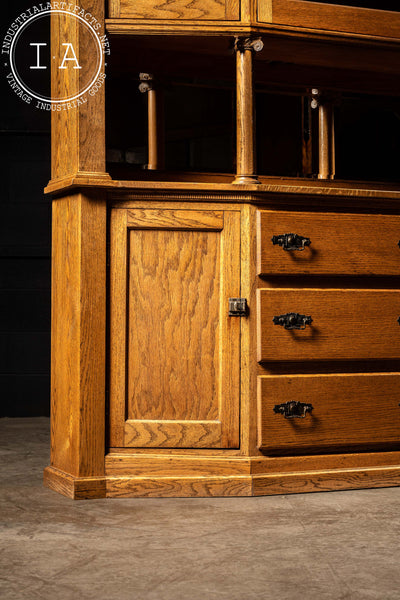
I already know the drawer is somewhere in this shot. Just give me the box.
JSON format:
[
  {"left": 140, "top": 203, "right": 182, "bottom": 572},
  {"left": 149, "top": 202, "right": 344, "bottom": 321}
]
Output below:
[
  {"left": 109, "top": 0, "right": 240, "bottom": 20},
  {"left": 258, "top": 373, "right": 400, "bottom": 453},
  {"left": 257, "top": 289, "right": 400, "bottom": 362},
  {"left": 257, "top": 210, "right": 400, "bottom": 276}
]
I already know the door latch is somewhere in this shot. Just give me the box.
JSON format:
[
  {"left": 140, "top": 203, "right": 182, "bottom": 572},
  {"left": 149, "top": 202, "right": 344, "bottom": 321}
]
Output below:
[{"left": 229, "top": 298, "right": 247, "bottom": 316}]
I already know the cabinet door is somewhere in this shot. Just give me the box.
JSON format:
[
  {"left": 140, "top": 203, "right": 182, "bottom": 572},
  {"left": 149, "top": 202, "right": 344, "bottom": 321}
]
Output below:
[{"left": 110, "top": 208, "right": 241, "bottom": 448}]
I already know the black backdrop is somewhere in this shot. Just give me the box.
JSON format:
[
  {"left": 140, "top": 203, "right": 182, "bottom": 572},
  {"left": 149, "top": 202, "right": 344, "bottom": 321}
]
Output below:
[{"left": 1, "top": 1, "right": 51, "bottom": 417}]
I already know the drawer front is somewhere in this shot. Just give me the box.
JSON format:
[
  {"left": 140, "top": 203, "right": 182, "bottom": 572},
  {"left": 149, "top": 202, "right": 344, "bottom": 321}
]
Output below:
[
  {"left": 257, "top": 210, "right": 400, "bottom": 276},
  {"left": 111, "top": 0, "right": 240, "bottom": 20},
  {"left": 257, "top": 289, "right": 400, "bottom": 362},
  {"left": 258, "top": 374, "right": 400, "bottom": 453}
]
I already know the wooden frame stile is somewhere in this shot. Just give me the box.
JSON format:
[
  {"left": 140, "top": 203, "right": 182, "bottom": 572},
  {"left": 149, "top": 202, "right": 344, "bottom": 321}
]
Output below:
[{"left": 44, "top": 0, "right": 109, "bottom": 499}]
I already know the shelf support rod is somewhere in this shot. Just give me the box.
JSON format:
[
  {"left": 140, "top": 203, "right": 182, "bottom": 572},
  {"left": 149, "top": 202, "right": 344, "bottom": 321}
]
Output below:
[
  {"left": 139, "top": 73, "right": 165, "bottom": 170},
  {"left": 233, "top": 37, "right": 263, "bottom": 185},
  {"left": 311, "top": 88, "right": 336, "bottom": 180}
]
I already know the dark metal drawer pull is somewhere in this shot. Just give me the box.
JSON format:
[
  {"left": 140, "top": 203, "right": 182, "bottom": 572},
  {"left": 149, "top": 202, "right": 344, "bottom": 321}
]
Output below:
[
  {"left": 274, "top": 401, "right": 314, "bottom": 419},
  {"left": 271, "top": 233, "right": 311, "bottom": 251},
  {"left": 273, "top": 312, "right": 313, "bottom": 330}
]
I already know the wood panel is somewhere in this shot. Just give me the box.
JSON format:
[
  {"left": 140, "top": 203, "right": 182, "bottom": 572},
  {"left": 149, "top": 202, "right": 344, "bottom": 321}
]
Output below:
[
  {"left": 50, "top": 192, "right": 106, "bottom": 477},
  {"left": 109, "top": 208, "right": 241, "bottom": 448},
  {"left": 257, "top": 211, "right": 400, "bottom": 276},
  {"left": 51, "top": 2, "right": 109, "bottom": 179},
  {"left": 252, "top": 466, "right": 400, "bottom": 495},
  {"left": 115, "top": 0, "right": 240, "bottom": 20},
  {"left": 258, "top": 373, "right": 400, "bottom": 452},
  {"left": 106, "top": 476, "right": 251, "bottom": 497},
  {"left": 258, "top": 0, "right": 272, "bottom": 22},
  {"left": 270, "top": 0, "right": 400, "bottom": 39},
  {"left": 257, "top": 289, "right": 400, "bottom": 362}
]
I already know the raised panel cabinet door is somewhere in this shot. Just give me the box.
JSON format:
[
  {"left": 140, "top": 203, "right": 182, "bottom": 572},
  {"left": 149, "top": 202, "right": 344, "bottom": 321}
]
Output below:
[
  {"left": 258, "top": 373, "right": 400, "bottom": 453},
  {"left": 257, "top": 288, "right": 400, "bottom": 362},
  {"left": 109, "top": 0, "right": 240, "bottom": 20},
  {"left": 109, "top": 208, "right": 241, "bottom": 448},
  {"left": 257, "top": 210, "right": 400, "bottom": 276}
]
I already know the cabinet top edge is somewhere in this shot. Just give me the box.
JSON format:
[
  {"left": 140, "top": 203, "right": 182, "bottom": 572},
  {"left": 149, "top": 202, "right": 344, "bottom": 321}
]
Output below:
[
  {"left": 45, "top": 175, "right": 400, "bottom": 208},
  {"left": 105, "top": 20, "right": 400, "bottom": 48}
]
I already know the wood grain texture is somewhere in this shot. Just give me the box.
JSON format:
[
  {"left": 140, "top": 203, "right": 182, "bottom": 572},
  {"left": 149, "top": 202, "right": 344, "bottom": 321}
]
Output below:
[
  {"left": 109, "top": 209, "right": 128, "bottom": 447},
  {"left": 50, "top": 193, "right": 106, "bottom": 477},
  {"left": 106, "top": 476, "right": 252, "bottom": 497},
  {"left": 106, "top": 449, "right": 400, "bottom": 476},
  {"left": 258, "top": 373, "right": 400, "bottom": 452},
  {"left": 126, "top": 209, "right": 223, "bottom": 229},
  {"left": 318, "top": 101, "right": 335, "bottom": 180},
  {"left": 44, "top": 174, "right": 400, "bottom": 204},
  {"left": 258, "top": 0, "right": 272, "bottom": 22},
  {"left": 44, "top": 465, "right": 400, "bottom": 498},
  {"left": 257, "top": 211, "right": 400, "bottom": 276},
  {"left": 108, "top": 0, "right": 121, "bottom": 19},
  {"left": 252, "top": 466, "right": 400, "bottom": 496},
  {"left": 250, "top": 450, "right": 400, "bottom": 473},
  {"left": 234, "top": 44, "right": 259, "bottom": 184},
  {"left": 127, "top": 228, "right": 220, "bottom": 420},
  {"left": 51, "top": 1, "right": 108, "bottom": 179},
  {"left": 109, "top": 207, "right": 241, "bottom": 449},
  {"left": 117, "top": 0, "right": 240, "bottom": 20},
  {"left": 44, "top": 467, "right": 107, "bottom": 499},
  {"left": 257, "top": 289, "right": 400, "bottom": 362},
  {"left": 271, "top": 0, "right": 400, "bottom": 39},
  {"left": 105, "top": 454, "right": 251, "bottom": 476}
]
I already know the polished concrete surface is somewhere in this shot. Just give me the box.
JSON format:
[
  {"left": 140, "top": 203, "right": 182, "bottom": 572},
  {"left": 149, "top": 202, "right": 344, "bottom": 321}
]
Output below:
[{"left": 1, "top": 417, "right": 400, "bottom": 600}]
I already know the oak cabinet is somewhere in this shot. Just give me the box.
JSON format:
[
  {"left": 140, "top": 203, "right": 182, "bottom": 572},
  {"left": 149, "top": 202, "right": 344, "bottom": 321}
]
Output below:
[{"left": 43, "top": 0, "right": 400, "bottom": 499}]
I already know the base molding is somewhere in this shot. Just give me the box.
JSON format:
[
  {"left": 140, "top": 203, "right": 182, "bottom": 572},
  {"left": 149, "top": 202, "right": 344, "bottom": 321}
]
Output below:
[
  {"left": 44, "top": 462, "right": 400, "bottom": 499},
  {"left": 43, "top": 467, "right": 107, "bottom": 499}
]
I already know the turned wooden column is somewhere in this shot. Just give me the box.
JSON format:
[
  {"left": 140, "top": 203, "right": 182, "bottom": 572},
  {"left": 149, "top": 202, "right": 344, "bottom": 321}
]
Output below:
[
  {"left": 311, "top": 88, "right": 335, "bottom": 180},
  {"left": 233, "top": 37, "right": 263, "bottom": 185},
  {"left": 139, "top": 73, "right": 165, "bottom": 170}
]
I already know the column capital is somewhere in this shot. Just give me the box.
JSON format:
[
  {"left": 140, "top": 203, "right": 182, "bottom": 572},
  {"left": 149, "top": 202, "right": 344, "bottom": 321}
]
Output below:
[
  {"left": 234, "top": 37, "right": 264, "bottom": 53},
  {"left": 139, "top": 73, "right": 154, "bottom": 93}
]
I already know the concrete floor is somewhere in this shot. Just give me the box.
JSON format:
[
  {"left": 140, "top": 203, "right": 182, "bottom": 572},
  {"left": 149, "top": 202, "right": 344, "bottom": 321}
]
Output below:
[{"left": 1, "top": 418, "right": 400, "bottom": 600}]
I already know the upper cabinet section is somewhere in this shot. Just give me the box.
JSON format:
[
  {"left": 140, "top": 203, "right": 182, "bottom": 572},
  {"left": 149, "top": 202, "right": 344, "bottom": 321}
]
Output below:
[
  {"left": 108, "top": 0, "right": 240, "bottom": 21},
  {"left": 260, "top": 0, "right": 400, "bottom": 39},
  {"left": 107, "top": 0, "right": 400, "bottom": 40}
]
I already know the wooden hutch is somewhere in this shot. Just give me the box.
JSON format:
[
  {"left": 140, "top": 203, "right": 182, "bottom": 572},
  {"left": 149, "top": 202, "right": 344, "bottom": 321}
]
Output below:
[{"left": 43, "top": 1, "right": 400, "bottom": 498}]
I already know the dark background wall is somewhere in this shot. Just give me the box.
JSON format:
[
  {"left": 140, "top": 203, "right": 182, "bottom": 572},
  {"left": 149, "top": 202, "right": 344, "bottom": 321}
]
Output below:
[{"left": 0, "top": 1, "right": 51, "bottom": 417}]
